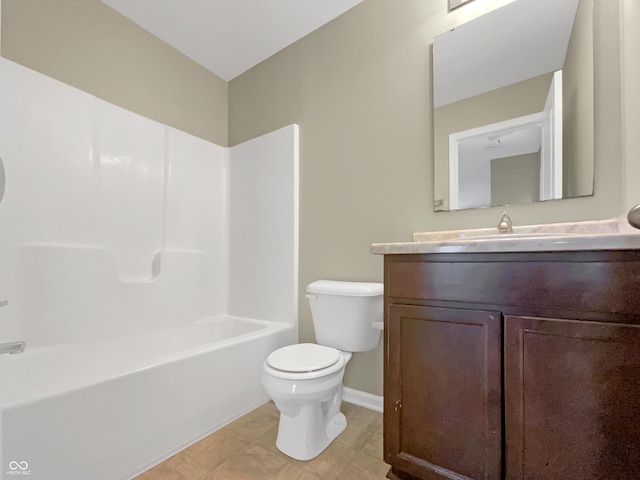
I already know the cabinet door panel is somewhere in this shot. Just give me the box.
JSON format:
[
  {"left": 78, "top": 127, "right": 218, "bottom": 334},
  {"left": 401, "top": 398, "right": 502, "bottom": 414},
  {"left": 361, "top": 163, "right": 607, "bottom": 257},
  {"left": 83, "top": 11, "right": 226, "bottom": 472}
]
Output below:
[
  {"left": 386, "top": 305, "right": 502, "bottom": 480},
  {"left": 504, "top": 316, "right": 640, "bottom": 480}
]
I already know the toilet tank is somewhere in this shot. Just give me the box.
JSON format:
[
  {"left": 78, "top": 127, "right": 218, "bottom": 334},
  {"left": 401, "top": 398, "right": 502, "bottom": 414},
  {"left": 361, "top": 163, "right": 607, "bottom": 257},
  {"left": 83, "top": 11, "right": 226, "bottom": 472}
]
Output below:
[{"left": 306, "top": 280, "right": 383, "bottom": 352}]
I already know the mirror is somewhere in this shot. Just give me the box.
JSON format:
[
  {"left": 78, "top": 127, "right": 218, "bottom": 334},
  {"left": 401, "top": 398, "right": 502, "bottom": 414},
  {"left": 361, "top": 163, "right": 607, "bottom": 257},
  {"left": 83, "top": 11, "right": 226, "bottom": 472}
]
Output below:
[{"left": 433, "top": 0, "right": 593, "bottom": 211}]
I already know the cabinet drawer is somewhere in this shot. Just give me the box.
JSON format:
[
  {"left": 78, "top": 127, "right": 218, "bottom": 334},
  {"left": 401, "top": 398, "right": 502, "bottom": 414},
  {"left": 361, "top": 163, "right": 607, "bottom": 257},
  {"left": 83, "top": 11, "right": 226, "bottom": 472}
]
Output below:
[{"left": 385, "top": 253, "right": 640, "bottom": 315}]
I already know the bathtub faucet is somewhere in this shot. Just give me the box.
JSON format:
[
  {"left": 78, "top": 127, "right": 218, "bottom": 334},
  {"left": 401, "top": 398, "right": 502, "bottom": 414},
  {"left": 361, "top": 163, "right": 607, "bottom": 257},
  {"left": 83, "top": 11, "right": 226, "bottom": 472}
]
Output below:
[{"left": 0, "top": 341, "right": 26, "bottom": 355}]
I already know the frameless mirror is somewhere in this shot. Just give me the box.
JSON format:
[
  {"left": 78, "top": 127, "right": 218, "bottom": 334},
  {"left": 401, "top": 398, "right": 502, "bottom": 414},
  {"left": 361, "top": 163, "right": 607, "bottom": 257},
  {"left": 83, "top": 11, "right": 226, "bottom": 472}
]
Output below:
[{"left": 433, "top": 0, "right": 593, "bottom": 211}]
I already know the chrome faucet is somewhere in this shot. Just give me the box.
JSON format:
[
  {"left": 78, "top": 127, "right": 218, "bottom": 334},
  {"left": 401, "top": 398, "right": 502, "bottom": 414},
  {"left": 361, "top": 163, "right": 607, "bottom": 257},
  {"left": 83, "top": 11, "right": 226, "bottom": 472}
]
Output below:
[
  {"left": 497, "top": 211, "right": 513, "bottom": 234},
  {"left": 1, "top": 341, "right": 26, "bottom": 355}
]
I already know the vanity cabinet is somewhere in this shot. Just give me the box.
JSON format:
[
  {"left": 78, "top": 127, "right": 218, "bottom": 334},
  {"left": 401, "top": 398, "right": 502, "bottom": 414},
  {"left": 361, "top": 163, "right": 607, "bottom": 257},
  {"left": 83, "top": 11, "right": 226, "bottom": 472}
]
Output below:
[
  {"left": 386, "top": 304, "right": 502, "bottom": 479},
  {"left": 504, "top": 315, "right": 640, "bottom": 480},
  {"left": 383, "top": 251, "right": 640, "bottom": 480}
]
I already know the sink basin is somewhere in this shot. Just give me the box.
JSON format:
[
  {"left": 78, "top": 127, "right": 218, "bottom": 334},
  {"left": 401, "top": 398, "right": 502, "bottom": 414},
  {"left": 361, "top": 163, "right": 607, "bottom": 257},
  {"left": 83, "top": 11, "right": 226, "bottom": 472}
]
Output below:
[{"left": 455, "top": 232, "right": 580, "bottom": 241}]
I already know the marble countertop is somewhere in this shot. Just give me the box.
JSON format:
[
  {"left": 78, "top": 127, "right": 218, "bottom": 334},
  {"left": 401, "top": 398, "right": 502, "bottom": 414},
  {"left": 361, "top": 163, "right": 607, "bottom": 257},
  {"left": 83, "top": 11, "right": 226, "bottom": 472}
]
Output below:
[{"left": 371, "top": 218, "right": 640, "bottom": 255}]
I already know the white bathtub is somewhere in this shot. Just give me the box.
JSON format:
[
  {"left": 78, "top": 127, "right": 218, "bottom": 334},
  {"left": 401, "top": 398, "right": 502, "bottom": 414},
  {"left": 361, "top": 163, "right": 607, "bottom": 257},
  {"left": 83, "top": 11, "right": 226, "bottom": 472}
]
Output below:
[{"left": 0, "top": 316, "right": 294, "bottom": 480}]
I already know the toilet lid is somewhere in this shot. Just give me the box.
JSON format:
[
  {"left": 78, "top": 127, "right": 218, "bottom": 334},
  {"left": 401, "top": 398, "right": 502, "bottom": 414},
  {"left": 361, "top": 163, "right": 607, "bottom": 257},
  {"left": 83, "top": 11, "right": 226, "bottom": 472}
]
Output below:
[{"left": 266, "top": 343, "right": 341, "bottom": 373}]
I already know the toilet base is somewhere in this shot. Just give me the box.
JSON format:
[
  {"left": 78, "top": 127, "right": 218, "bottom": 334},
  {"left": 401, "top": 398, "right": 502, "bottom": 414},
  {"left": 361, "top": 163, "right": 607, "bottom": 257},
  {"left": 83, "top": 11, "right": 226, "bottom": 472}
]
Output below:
[
  {"left": 276, "top": 407, "right": 347, "bottom": 461},
  {"left": 325, "top": 411, "right": 347, "bottom": 444},
  {"left": 262, "top": 350, "right": 353, "bottom": 461}
]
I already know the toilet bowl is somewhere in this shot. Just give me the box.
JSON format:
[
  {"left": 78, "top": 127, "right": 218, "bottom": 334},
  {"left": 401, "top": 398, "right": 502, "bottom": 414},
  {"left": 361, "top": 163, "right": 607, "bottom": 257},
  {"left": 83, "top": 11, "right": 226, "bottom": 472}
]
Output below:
[
  {"left": 262, "top": 343, "right": 352, "bottom": 460},
  {"left": 261, "top": 280, "right": 383, "bottom": 461}
]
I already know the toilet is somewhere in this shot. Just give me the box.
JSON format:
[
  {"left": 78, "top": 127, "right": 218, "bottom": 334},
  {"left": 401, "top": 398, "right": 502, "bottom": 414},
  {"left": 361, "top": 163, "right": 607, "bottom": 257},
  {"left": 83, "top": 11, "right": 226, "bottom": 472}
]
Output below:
[{"left": 261, "top": 280, "right": 383, "bottom": 461}]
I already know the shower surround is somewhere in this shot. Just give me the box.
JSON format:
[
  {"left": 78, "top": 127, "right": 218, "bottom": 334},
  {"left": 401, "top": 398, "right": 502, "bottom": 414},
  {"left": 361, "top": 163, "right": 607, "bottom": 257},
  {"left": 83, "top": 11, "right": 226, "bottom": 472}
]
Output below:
[{"left": 0, "top": 58, "right": 298, "bottom": 480}]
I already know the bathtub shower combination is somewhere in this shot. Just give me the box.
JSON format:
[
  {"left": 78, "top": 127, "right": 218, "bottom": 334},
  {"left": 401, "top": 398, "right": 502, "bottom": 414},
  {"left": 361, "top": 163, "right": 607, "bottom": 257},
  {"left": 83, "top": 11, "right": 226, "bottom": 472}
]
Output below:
[{"left": 0, "top": 58, "right": 298, "bottom": 480}]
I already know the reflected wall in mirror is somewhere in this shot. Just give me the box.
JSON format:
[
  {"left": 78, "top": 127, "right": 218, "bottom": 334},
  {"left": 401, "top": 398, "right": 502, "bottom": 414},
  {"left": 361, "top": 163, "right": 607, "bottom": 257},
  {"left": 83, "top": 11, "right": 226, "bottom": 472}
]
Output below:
[
  {"left": 433, "top": 0, "right": 594, "bottom": 211},
  {"left": 0, "top": 156, "right": 5, "bottom": 205}
]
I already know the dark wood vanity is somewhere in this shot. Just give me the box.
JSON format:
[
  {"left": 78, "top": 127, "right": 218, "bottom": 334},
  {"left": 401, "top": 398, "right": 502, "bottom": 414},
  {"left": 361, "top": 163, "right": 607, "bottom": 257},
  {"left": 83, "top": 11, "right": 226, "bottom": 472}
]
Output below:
[{"left": 382, "top": 249, "right": 640, "bottom": 480}]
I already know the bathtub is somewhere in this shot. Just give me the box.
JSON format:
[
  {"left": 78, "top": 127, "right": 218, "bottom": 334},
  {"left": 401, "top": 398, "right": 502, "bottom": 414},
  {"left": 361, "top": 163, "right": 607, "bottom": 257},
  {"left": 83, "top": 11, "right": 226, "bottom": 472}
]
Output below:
[{"left": 0, "top": 316, "right": 295, "bottom": 480}]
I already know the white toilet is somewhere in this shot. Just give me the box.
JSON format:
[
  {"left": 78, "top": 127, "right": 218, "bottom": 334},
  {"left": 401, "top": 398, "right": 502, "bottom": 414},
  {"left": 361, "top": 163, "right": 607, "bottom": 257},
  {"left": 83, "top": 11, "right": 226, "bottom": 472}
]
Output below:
[{"left": 261, "top": 280, "right": 383, "bottom": 461}]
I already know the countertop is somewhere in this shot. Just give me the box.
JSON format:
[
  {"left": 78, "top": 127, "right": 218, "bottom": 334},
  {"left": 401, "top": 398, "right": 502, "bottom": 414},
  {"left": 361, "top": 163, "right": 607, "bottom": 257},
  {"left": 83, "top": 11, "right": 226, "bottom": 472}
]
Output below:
[{"left": 371, "top": 218, "right": 640, "bottom": 254}]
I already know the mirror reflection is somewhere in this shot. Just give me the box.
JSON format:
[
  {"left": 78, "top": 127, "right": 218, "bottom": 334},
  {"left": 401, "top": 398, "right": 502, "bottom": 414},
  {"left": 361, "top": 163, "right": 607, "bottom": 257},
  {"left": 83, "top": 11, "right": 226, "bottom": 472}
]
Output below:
[
  {"left": 433, "top": 0, "right": 593, "bottom": 211},
  {"left": 0, "top": 156, "right": 5, "bottom": 205}
]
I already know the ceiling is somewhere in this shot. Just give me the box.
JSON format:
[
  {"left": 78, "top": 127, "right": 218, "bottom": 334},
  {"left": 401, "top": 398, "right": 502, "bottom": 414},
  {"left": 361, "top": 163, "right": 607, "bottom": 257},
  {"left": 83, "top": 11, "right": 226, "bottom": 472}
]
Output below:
[
  {"left": 433, "top": 0, "right": 580, "bottom": 107},
  {"left": 100, "top": 0, "right": 364, "bottom": 81}
]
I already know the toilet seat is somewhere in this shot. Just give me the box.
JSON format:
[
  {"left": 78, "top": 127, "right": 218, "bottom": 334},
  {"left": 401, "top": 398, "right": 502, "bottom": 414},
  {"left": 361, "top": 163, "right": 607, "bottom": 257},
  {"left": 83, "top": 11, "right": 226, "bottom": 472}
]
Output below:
[
  {"left": 267, "top": 343, "right": 340, "bottom": 372},
  {"left": 264, "top": 343, "right": 346, "bottom": 380}
]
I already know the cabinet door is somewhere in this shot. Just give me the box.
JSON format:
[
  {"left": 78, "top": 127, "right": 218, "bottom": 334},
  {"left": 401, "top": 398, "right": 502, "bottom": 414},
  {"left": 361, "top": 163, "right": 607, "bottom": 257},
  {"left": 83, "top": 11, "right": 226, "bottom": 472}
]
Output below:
[
  {"left": 385, "top": 305, "right": 502, "bottom": 480},
  {"left": 504, "top": 316, "right": 640, "bottom": 480}
]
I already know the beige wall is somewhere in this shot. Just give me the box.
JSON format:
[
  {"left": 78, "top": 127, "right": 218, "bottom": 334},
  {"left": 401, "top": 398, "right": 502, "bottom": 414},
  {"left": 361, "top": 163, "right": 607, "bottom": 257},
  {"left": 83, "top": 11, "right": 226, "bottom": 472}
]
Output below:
[
  {"left": 491, "top": 152, "right": 541, "bottom": 207},
  {"left": 0, "top": 0, "right": 228, "bottom": 145},
  {"left": 0, "top": 0, "right": 629, "bottom": 397},
  {"left": 229, "top": 0, "right": 624, "bottom": 396},
  {"left": 563, "top": 0, "right": 595, "bottom": 198},
  {"left": 623, "top": 0, "right": 640, "bottom": 211}
]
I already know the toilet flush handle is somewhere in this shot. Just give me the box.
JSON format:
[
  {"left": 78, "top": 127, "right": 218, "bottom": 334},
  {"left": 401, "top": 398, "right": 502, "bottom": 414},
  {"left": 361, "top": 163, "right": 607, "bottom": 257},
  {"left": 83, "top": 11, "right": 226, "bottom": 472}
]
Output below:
[{"left": 305, "top": 294, "right": 317, "bottom": 301}]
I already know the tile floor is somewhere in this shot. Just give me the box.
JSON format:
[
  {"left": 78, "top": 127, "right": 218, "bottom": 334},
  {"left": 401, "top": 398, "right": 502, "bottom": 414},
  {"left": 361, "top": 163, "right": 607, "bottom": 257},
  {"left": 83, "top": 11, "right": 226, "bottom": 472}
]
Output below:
[{"left": 135, "top": 401, "right": 390, "bottom": 480}]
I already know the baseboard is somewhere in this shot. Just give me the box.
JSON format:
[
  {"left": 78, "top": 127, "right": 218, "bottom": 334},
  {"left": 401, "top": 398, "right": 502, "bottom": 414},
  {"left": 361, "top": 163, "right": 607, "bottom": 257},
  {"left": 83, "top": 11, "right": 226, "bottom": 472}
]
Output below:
[{"left": 343, "top": 387, "right": 383, "bottom": 413}]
